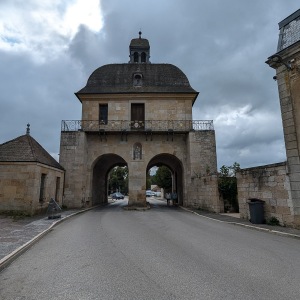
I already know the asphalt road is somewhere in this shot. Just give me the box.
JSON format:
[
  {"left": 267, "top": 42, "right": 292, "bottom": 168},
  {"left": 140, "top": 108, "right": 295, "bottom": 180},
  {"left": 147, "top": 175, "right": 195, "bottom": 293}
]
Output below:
[{"left": 0, "top": 198, "right": 299, "bottom": 300}]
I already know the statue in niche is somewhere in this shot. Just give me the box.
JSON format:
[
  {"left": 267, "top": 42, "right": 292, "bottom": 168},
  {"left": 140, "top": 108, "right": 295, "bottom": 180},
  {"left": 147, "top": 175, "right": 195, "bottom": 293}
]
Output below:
[{"left": 133, "top": 143, "right": 142, "bottom": 160}]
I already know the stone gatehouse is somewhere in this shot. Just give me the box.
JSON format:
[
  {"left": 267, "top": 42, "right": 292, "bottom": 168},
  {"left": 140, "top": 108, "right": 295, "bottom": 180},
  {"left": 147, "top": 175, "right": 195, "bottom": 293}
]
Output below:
[{"left": 59, "top": 33, "right": 221, "bottom": 210}]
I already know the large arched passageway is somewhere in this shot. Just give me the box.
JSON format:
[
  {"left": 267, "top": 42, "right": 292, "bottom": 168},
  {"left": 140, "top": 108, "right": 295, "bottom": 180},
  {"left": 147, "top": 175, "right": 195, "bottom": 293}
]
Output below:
[
  {"left": 92, "top": 154, "right": 127, "bottom": 205},
  {"left": 147, "top": 154, "right": 184, "bottom": 205}
]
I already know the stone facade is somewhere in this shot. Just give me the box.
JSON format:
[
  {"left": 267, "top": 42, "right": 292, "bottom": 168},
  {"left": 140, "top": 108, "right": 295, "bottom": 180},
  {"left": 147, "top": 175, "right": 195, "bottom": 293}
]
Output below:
[
  {"left": 60, "top": 128, "right": 219, "bottom": 209},
  {"left": 0, "top": 162, "right": 64, "bottom": 215},
  {"left": 81, "top": 94, "right": 193, "bottom": 122},
  {"left": 236, "top": 162, "right": 294, "bottom": 226}
]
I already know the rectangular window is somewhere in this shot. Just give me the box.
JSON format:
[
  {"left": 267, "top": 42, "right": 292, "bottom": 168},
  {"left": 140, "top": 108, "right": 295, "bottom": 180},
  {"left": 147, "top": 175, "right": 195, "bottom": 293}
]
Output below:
[
  {"left": 55, "top": 177, "right": 60, "bottom": 202},
  {"left": 39, "top": 174, "right": 46, "bottom": 202},
  {"left": 99, "top": 104, "right": 108, "bottom": 124}
]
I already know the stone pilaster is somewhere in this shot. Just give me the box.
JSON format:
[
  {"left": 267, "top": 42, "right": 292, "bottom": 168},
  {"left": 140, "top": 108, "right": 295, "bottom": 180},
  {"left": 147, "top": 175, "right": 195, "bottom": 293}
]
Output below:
[
  {"left": 59, "top": 131, "right": 87, "bottom": 208},
  {"left": 127, "top": 161, "right": 147, "bottom": 207},
  {"left": 267, "top": 41, "right": 300, "bottom": 227}
]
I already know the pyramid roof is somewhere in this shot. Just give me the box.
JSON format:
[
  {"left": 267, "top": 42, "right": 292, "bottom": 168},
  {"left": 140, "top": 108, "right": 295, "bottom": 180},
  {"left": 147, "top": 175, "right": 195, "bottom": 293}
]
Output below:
[{"left": 0, "top": 134, "right": 64, "bottom": 170}]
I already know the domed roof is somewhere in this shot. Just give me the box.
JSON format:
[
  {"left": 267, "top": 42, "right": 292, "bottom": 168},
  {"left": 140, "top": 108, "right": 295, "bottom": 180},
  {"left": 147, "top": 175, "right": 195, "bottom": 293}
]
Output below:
[
  {"left": 130, "top": 37, "right": 150, "bottom": 48},
  {"left": 76, "top": 63, "right": 197, "bottom": 95}
]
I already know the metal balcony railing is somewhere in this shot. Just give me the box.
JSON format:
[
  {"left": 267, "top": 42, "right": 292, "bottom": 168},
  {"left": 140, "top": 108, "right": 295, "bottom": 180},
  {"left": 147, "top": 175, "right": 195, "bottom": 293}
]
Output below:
[{"left": 61, "top": 120, "right": 214, "bottom": 132}]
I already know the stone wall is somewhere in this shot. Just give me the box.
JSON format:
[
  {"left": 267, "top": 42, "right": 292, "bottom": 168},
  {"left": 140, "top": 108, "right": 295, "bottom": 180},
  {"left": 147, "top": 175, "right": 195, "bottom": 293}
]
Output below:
[
  {"left": 187, "top": 130, "right": 218, "bottom": 177},
  {"left": 236, "top": 162, "right": 295, "bottom": 226},
  {"left": 59, "top": 131, "right": 87, "bottom": 208},
  {"left": 0, "top": 162, "right": 64, "bottom": 215},
  {"left": 185, "top": 130, "right": 221, "bottom": 212},
  {"left": 185, "top": 175, "right": 222, "bottom": 212}
]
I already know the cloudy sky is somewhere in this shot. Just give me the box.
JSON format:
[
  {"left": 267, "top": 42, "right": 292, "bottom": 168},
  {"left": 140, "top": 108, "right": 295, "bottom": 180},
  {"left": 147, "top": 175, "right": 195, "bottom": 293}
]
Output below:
[{"left": 0, "top": 0, "right": 299, "bottom": 169}]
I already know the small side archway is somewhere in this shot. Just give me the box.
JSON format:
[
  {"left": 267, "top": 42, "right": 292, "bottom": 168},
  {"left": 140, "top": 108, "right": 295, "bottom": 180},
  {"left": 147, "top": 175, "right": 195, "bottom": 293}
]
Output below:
[
  {"left": 147, "top": 154, "right": 184, "bottom": 205},
  {"left": 92, "top": 154, "right": 127, "bottom": 205}
]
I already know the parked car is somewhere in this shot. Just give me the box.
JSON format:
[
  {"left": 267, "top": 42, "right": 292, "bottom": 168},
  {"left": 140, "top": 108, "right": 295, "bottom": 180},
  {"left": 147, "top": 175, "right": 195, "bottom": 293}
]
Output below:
[
  {"left": 111, "top": 192, "right": 124, "bottom": 200},
  {"left": 154, "top": 191, "right": 161, "bottom": 197},
  {"left": 146, "top": 190, "right": 155, "bottom": 197}
]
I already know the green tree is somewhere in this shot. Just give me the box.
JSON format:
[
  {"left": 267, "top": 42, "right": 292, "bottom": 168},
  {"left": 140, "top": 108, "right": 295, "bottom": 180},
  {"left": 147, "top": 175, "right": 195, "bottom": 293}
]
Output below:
[
  {"left": 153, "top": 166, "right": 172, "bottom": 191},
  {"left": 218, "top": 162, "right": 240, "bottom": 212},
  {"left": 231, "top": 162, "right": 240, "bottom": 176},
  {"left": 219, "top": 165, "right": 230, "bottom": 177},
  {"left": 146, "top": 169, "right": 152, "bottom": 189},
  {"left": 108, "top": 166, "right": 128, "bottom": 194}
]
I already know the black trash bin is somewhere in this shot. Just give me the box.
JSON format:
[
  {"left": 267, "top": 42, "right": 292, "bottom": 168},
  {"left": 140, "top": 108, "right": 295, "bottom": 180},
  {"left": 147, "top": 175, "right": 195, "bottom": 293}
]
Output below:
[{"left": 248, "top": 198, "right": 265, "bottom": 224}]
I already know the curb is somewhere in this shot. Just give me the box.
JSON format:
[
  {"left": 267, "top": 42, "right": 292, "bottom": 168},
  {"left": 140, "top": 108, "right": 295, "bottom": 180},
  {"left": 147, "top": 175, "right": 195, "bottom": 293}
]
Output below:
[
  {"left": 180, "top": 206, "right": 300, "bottom": 240},
  {"left": 0, "top": 206, "right": 98, "bottom": 272}
]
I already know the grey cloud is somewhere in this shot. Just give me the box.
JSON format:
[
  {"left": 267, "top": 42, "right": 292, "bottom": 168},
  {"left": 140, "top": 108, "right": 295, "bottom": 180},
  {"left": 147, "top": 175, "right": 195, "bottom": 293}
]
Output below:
[
  {"left": 1, "top": 0, "right": 299, "bottom": 169},
  {"left": 0, "top": 49, "right": 82, "bottom": 154}
]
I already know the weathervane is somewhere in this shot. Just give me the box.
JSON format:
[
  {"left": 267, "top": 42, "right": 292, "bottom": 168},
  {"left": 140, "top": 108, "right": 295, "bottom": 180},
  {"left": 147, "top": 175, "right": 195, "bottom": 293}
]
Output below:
[{"left": 26, "top": 123, "right": 30, "bottom": 135}]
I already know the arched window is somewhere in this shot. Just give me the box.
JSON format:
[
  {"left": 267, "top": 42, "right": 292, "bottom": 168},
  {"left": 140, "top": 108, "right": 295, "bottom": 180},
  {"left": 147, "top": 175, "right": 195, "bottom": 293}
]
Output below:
[
  {"left": 133, "top": 73, "right": 142, "bottom": 86},
  {"left": 134, "top": 52, "right": 139, "bottom": 62},
  {"left": 141, "top": 52, "right": 146, "bottom": 62},
  {"left": 133, "top": 143, "right": 142, "bottom": 160}
]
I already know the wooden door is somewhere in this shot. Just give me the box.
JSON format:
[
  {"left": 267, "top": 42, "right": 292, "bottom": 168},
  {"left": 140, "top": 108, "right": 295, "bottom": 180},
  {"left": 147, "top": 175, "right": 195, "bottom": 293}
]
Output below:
[{"left": 131, "top": 103, "right": 145, "bottom": 129}]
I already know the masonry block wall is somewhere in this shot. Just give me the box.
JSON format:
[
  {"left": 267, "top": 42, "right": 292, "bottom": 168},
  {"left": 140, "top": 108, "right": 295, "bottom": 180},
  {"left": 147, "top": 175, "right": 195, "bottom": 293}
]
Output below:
[
  {"left": 0, "top": 163, "right": 64, "bottom": 215},
  {"left": 185, "top": 175, "right": 222, "bottom": 212},
  {"left": 185, "top": 130, "right": 221, "bottom": 212},
  {"left": 236, "top": 162, "right": 294, "bottom": 226},
  {"left": 187, "top": 131, "right": 218, "bottom": 177},
  {"left": 81, "top": 95, "right": 193, "bottom": 122},
  {"left": 59, "top": 131, "right": 87, "bottom": 208}
]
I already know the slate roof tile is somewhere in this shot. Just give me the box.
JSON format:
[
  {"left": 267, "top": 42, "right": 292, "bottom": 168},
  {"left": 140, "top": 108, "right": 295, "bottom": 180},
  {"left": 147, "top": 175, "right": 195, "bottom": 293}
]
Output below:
[
  {"left": 130, "top": 37, "right": 150, "bottom": 48},
  {"left": 0, "top": 134, "right": 64, "bottom": 170},
  {"left": 76, "top": 63, "right": 197, "bottom": 95}
]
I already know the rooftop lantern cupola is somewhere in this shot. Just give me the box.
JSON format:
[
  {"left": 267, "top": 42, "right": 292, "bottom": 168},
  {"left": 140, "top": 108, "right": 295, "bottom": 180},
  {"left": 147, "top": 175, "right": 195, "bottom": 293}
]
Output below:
[{"left": 129, "top": 31, "right": 150, "bottom": 63}]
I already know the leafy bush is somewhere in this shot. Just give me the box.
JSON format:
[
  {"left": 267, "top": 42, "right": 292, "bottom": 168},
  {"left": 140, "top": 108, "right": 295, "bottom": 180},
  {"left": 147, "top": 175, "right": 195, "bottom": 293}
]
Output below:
[
  {"left": 218, "top": 163, "right": 240, "bottom": 213},
  {"left": 151, "top": 166, "right": 172, "bottom": 191},
  {"left": 266, "top": 216, "right": 280, "bottom": 226}
]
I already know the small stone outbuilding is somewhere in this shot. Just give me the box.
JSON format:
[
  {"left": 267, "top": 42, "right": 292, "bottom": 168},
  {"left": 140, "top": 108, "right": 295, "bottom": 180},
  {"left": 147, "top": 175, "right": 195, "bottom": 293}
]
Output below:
[{"left": 0, "top": 125, "right": 65, "bottom": 215}]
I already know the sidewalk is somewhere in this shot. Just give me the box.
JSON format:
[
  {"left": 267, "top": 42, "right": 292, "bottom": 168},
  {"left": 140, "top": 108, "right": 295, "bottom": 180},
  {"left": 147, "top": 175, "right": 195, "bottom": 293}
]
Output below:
[
  {"left": 0, "top": 208, "right": 89, "bottom": 271},
  {"left": 181, "top": 207, "right": 300, "bottom": 239}
]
